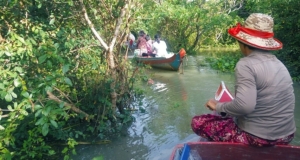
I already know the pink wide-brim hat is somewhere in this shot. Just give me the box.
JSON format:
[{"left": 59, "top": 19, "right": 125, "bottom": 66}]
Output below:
[{"left": 228, "top": 13, "right": 282, "bottom": 50}]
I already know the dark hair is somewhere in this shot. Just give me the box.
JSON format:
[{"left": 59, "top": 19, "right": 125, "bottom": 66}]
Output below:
[
  {"left": 145, "top": 35, "right": 151, "bottom": 41},
  {"left": 154, "top": 34, "right": 160, "bottom": 43},
  {"left": 238, "top": 41, "right": 263, "bottom": 51},
  {"left": 139, "top": 30, "right": 145, "bottom": 36}
]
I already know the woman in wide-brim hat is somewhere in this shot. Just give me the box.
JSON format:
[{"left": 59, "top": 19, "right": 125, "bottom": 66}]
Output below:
[
  {"left": 228, "top": 13, "right": 282, "bottom": 51},
  {"left": 191, "top": 13, "right": 296, "bottom": 147}
]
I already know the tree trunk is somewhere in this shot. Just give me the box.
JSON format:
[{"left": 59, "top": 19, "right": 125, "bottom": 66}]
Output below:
[{"left": 80, "top": 0, "right": 130, "bottom": 117}]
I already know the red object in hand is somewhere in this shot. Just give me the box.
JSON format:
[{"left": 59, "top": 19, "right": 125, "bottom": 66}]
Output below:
[{"left": 215, "top": 81, "right": 234, "bottom": 102}]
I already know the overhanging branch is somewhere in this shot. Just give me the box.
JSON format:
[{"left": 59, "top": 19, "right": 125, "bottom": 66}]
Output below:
[
  {"left": 47, "top": 91, "right": 90, "bottom": 120},
  {"left": 79, "top": 0, "right": 109, "bottom": 50},
  {"left": 109, "top": 1, "right": 129, "bottom": 52}
]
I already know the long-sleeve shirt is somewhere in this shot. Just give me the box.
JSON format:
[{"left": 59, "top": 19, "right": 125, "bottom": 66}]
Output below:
[
  {"left": 137, "top": 36, "right": 147, "bottom": 50},
  {"left": 216, "top": 50, "right": 296, "bottom": 140},
  {"left": 152, "top": 40, "right": 168, "bottom": 57},
  {"left": 136, "top": 36, "right": 147, "bottom": 55}
]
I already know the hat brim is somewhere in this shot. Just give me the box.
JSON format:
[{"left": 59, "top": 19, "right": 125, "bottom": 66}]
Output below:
[{"left": 228, "top": 30, "right": 283, "bottom": 50}]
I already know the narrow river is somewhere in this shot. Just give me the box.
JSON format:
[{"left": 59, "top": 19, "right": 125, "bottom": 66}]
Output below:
[{"left": 74, "top": 54, "right": 300, "bottom": 160}]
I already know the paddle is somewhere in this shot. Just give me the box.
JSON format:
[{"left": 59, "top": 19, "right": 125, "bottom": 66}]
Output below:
[
  {"left": 180, "top": 60, "right": 184, "bottom": 74},
  {"left": 179, "top": 48, "right": 187, "bottom": 74}
]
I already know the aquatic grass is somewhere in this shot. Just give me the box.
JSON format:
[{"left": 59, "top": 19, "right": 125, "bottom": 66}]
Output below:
[{"left": 198, "top": 50, "right": 242, "bottom": 72}]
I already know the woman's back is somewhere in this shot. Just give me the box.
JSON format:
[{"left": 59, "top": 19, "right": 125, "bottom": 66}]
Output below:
[
  {"left": 153, "top": 40, "right": 167, "bottom": 57},
  {"left": 234, "top": 51, "right": 295, "bottom": 140},
  {"left": 136, "top": 30, "right": 148, "bottom": 56},
  {"left": 152, "top": 34, "right": 168, "bottom": 57},
  {"left": 137, "top": 36, "right": 147, "bottom": 50}
]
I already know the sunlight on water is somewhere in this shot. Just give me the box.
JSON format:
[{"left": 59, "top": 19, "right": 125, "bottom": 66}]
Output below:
[{"left": 153, "top": 82, "right": 168, "bottom": 92}]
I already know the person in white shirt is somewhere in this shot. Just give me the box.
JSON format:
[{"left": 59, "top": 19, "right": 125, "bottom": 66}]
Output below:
[
  {"left": 152, "top": 34, "right": 168, "bottom": 57},
  {"left": 128, "top": 32, "right": 135, "bottom": 50}
]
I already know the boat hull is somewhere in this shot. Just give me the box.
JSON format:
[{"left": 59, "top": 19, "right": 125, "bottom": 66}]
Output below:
[
  {"left": 170, "top": 142, "right": 300, "bottom": 160},
  {"left": 136, "top": 54, "right": 182, "bottom": 71}
]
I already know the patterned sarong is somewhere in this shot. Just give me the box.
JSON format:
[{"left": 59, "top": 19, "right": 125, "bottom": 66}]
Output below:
[{"left": 191, "top": 114, "right": 294, "bottom": 147}]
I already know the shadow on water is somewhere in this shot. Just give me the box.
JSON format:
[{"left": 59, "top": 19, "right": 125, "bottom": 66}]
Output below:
[{"left": 73, "top": 50, "right": 300, "bottom": 160}]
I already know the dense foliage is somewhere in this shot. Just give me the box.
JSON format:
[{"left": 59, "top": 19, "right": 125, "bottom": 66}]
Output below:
[
  {"left": 267, "top": 1, "right": 300, "bottom": 81},
  {"left": 135, "top": 0, "right": 243, "bottom": 54},
  {"left": 0, "top": 0, "right": 147, "bottom": 159},
  {"left": 205, "top": 52, "right": 241, "bottom": 72}
]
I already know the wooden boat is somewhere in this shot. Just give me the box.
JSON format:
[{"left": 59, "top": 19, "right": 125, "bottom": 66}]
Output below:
[
  {"left": 135, "top": 48, "right": 186, "bottom": 71},
  {"left": 170, "top": 141, "right": 300, "bottom": 160}
]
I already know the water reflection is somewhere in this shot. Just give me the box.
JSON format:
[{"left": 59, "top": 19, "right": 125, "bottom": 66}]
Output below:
[{"left": 73, "top": 54, "right": 300, "bottom": 160}]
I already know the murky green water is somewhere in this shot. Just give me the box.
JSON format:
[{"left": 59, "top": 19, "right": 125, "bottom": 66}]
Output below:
[{"left": 74, "top": 52, "right": 300, "bottom": 160}]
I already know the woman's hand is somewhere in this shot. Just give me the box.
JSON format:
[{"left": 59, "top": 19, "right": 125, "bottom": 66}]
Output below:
[{"left": 205, "top": 99, "right": 218, "bottom": 111}]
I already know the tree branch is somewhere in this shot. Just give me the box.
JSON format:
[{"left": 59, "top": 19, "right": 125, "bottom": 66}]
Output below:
[
  {"left": 79, "top": 0, "right": 109, "bottom": 50},
  {"left": 109, "top": 1, "right": 129, "bottom": 52},
  {"left": 47, "top": 91, "right": 90, "bottom": 120},
  {"left": 0, "top": 114, "right": 9, "bottom": 118}
]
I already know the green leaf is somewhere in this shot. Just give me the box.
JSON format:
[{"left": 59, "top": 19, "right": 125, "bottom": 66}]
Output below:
[
  {"left": 16, "top": 36, "right": 26, "bottom": 44},
  {"left": 62, "top": 148, "right": 68, "bottom": 154},
  {"left": 49, "top": 150, "right": 56, "bottom": 155},
  {"left": 5, "top": 94, "right": 12, "bottom": 102},
  {"left": 64, "top": 77, "right": 73, "bottom": 86},
  {"left": 0, "top": 83, "right": 4, "bottom": 89},
  {"left": 13, "top": 102, "right": 18, "bottom": 109},
  {"left": 11, "top": 92, "right": 17, "bottom": 98},
  {"left": 59, "top": 102, "right": 65, "bottom": 108},
  {"left": 54, "top": 43, "right": 59, "bottom": 49},
  {"left": 20, "top": 109, "right": 28, "bottom": 116},
  {"left": 37, "top": 3, "right": 42, "bottom": 8},
  {"left": 35, "top": 109, "right": 42, "bottom": 117},
  {"left": 0, "top": 125, "right": 4, "bottom": 130},
  {"left": 50, "top": 120, "right": 58, "bottom": 128},
  {"left": 35, "top": 117, "right": 47, "bottom": 126},
  {"left": 68, "top": 0, "right": 74, "bottom": 6},
  {"left": 7, "top": 72, "right": 18, "bottom": 78},
  {"left": 92, "top": 156, "right": 104, "bottom": 160},
  {"left": 21, "top": 91, "right": 30, "bottom": 98},
  {"left": 25, "top": 104, "right": 32, "bottom": 109},
  {"left": 42, "top": 123, "right": 49, "bottom": 136},
  {"left": 30, "top": 38, "right": 37, "bottom": 45},
  {"left": 34, "top": 105, "right": 43, "bottom": 110},
  {"left": 17, "top": 48, "right": 25, "bottom": 54},
  {"left": 4, "top": 51, "right": 11, "bottom": 56},
  {"left": 38, "top": 55, "right": 47, "bottom": 64},
  {"left": 43, "top": 106, "right": 51, "bottom": 116},
  {"left": 45, "top": 86, "right": 53, "bottom": 92},
  {"left": 14, "top": 67, "right": 23, "bottom": 73},
  {"left": 38, "top": 83, "right": 45, "bottom": 88},
  {"left": 7, "top": 105, "right": 13, "bottom": 111},
  {"left": 49, "top": 19, "right": 55, "bottom": 25},
  {"left": 46, "top": 60, "right": 53, "bottom": 68},
  {"left": 62, "top": 64, "right": 70, "bottom": 74},
  {"left": 13, "top": 79, "right": 21, "bottom": 87}
]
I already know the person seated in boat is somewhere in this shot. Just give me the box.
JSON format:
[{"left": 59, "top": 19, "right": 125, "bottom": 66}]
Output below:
[
  {"left": 136, "top": 30, "right": 148, "bottom": 57},
  {"left": 128, "top": 32, "right": 135, "bottom": 50},
  {"left": 142, "top": 35, "right": 156, "bottom": 57},
  {"left": 146, "top": 35, "right": 156, "bottom": 57},
  {"left": 152, "top": 34, "right": 168, "bottom": 57},
  {"left": 191, "top": 13, "right": 296, "bottom": 147}
]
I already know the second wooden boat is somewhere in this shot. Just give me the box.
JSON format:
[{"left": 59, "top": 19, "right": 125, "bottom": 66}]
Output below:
[{"left": 135, "top": 48, "right": 186, "bottom": 71}]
